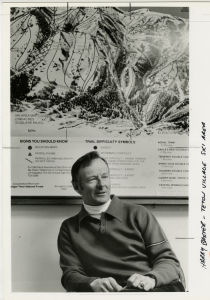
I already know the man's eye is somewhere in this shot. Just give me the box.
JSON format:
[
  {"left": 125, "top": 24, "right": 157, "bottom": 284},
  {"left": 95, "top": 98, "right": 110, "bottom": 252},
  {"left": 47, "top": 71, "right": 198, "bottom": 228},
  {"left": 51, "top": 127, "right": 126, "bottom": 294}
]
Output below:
[
  {"left": 89, "top": 178, "right": 96, "bottom": 182},
  {"left": 102, "top": 175, "right": 109, "bottom": 179}
]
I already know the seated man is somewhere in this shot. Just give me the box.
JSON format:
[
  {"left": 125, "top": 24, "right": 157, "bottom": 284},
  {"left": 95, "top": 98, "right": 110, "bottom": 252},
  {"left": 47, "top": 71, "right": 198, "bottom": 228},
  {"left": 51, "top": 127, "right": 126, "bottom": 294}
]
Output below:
[{"left": 57, "top": 151, "right": 185, "bottom": 292}]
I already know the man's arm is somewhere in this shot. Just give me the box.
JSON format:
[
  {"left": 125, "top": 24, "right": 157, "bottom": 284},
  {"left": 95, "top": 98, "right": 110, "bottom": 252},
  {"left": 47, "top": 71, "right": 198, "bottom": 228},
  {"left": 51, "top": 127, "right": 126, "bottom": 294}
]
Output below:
[
  {"left": 58, "top": 221, "right": 123, "bottom": 292},
  {"left": 131, "top": 207, "right": 182, "bottom": 289},
  {"left": 58, "top": 221, "right": 99, "bottom": 292}
]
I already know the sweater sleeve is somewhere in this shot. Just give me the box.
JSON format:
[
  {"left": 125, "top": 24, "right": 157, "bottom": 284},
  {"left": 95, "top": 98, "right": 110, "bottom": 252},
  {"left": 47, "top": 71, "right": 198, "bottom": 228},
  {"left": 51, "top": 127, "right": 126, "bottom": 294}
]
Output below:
[
  {"left": 57, "top": 221, "right": 99, "bottom": 292},
  {"left": 138, "top": 207, "right": 182, "bottom": 287}
]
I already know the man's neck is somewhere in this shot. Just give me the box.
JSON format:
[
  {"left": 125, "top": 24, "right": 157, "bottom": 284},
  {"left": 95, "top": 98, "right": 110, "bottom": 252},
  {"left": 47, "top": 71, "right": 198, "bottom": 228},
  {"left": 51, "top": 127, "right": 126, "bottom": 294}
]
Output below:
[{"left": 83, "top": 199, "right": 112, "bottom": 219}]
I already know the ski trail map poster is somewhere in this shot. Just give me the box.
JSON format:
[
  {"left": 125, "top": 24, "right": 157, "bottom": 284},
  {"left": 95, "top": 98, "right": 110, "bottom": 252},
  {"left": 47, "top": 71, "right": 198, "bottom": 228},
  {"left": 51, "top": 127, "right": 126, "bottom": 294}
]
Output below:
[{"left": 10, "top": 4, "right": 189, "bottom": 199}]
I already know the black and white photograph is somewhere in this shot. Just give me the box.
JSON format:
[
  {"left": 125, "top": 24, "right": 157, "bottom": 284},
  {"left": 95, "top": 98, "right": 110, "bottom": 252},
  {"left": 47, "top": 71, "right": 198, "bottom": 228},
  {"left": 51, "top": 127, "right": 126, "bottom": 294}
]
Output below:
[{"left": 2, "top": 1, "right": 210, "bottom": 300}]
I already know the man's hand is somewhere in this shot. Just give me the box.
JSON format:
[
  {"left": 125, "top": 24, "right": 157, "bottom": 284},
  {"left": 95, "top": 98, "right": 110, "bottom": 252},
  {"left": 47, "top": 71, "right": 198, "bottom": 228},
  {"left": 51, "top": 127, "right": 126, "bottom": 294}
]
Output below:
[
  {"left": 90, "top": 277, "right": 123, "bottom": 292},
  {"left": 127, "top": 274, "right": 156, "bottom": 291}
]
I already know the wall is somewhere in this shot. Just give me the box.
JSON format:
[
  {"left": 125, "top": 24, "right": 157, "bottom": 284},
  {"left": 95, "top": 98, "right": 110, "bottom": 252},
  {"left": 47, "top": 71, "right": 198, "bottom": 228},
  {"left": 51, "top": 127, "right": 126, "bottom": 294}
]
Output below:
[{"left": 11, "top": 204, "right": 188, "bottom": 292}]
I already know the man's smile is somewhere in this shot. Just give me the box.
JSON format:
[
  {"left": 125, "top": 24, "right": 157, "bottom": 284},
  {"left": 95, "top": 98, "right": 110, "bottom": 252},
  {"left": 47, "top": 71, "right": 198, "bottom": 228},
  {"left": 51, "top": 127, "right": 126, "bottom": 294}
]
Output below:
[{"left": 96, "top": 192, "right": 106, "bottom": 195}]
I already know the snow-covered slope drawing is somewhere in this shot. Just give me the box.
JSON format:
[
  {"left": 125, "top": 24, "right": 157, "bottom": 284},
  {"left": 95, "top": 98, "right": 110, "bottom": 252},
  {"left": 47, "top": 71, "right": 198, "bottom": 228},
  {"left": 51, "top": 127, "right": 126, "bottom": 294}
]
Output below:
[{"left": 11, "top": 7, "right": 189, "bottom": 137}]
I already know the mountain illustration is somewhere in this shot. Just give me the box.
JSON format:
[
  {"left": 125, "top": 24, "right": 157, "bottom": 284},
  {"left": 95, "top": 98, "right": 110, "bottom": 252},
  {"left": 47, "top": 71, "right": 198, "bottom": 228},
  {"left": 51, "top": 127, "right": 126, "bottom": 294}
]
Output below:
[{"left": 10, "top": 7, "right": 189, "bottom": 136}]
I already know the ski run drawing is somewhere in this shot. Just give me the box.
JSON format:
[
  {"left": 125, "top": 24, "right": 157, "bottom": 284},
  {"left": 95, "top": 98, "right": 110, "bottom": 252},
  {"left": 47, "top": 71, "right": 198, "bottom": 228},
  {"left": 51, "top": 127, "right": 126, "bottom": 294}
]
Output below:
[{"left": 10, "top": 6, "right": 189, "bottom": 138}]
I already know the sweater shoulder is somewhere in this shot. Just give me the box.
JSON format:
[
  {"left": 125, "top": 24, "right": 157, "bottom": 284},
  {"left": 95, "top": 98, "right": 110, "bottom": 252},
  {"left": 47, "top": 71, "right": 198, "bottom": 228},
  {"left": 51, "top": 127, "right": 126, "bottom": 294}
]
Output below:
[
  {"left": 123, "top": 202, "right": 151, "bottom": 216},
  {"left": 60, "top": 212, "right": 80, "bottom": 229},
  {"left": 122, "top": 202, "right": 155, "bottom": 228}
]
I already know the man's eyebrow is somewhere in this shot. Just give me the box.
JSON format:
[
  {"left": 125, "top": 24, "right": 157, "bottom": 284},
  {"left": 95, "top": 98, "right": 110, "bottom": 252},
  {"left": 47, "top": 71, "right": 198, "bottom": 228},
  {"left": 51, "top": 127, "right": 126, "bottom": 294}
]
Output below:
[
  {"left": 86, "top": 175, "right": 97, "bottom": 180},
  {"left": 86, "top": 173, "right": 109, "bottom": 180}
]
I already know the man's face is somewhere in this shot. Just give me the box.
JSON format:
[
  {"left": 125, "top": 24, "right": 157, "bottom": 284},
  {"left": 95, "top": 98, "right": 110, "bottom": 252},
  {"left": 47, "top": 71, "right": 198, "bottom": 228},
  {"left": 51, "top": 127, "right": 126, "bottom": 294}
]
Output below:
[{"left": 75, "top": 158, "right": 111, "bottom": 206}]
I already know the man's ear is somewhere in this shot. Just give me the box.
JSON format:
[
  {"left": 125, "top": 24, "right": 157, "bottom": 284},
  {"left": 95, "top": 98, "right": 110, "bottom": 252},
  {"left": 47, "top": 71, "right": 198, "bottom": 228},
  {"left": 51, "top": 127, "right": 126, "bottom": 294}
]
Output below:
[{"left": 72, "top": 181, "right": 82, "bottom": 195}]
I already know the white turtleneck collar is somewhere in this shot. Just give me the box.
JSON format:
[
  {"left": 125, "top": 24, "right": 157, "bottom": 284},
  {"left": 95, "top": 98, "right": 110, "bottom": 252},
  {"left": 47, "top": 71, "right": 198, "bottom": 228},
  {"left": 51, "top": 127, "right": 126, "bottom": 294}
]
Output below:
[{"left": 83, "top": 199, "right": 112, "bottom": 219}]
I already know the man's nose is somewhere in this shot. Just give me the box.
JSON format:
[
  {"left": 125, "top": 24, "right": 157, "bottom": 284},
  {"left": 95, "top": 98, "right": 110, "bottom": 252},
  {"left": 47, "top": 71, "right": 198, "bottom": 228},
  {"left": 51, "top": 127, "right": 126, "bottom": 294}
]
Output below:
[{"left": 97, "top": 177, "right": 105, "bottom": 188}]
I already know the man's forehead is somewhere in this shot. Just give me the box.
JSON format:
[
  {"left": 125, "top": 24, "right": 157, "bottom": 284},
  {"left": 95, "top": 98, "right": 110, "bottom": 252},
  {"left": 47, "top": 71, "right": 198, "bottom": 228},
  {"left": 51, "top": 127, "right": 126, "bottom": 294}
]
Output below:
[{"left": 79, "top": 158, "right": 109, "bottom": 177}]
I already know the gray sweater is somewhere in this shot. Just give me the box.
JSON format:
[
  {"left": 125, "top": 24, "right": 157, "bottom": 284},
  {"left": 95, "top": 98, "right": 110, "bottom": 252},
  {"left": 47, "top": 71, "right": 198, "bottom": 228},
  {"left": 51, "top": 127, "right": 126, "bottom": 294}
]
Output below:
[{"left": 58, "top": 195, "right": 182, "bottom": 292}]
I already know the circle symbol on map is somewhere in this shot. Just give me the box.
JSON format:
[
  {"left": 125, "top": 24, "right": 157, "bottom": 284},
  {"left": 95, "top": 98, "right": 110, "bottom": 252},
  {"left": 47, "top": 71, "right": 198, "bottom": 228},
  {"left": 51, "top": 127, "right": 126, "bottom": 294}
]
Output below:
[{"left": 28, "top": 146, "right": 32, "bottom": 150}]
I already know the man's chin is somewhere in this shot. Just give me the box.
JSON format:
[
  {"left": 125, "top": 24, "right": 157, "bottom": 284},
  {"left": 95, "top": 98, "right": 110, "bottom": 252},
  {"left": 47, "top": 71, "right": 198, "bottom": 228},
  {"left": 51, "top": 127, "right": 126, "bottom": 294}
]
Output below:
[{"left": 94, "top": 194, "right": 110, "bottom": 203}]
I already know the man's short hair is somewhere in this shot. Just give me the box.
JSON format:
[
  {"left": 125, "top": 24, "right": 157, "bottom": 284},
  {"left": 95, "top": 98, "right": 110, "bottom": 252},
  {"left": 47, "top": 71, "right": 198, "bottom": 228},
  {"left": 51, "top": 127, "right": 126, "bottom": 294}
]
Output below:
[{"left": 71, "top": 151, "right": 109, "bottom": 183}]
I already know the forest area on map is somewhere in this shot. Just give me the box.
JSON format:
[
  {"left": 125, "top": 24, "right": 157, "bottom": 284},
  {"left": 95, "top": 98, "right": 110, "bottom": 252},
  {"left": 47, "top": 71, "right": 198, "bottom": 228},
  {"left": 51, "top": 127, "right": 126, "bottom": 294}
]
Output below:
[{"left": 10, "top": 7, "right": 189, "bottom": 137}]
